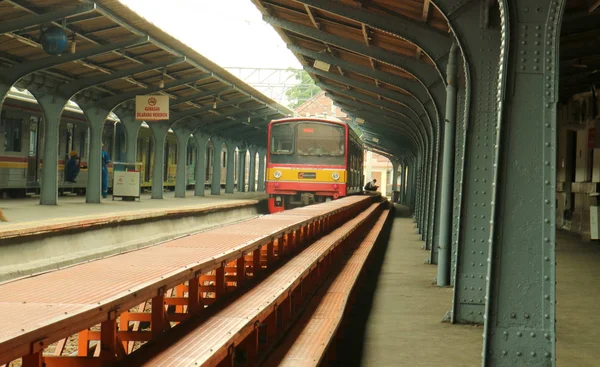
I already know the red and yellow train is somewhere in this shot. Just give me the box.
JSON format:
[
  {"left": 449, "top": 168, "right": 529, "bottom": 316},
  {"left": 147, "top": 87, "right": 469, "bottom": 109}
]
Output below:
[{"left": 266, "top": 117, "right": 364, "bottom": 213}]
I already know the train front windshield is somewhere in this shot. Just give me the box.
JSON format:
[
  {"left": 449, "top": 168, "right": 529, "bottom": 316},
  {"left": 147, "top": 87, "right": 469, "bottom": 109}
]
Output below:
[{"left": 270, "top": 121, "right": 345, "bottom": 166}]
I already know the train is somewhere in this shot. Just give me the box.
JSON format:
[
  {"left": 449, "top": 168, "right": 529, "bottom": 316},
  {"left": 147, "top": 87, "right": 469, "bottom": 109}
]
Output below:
[
  {"left": 265, "top": 117, "right": 364, "bottom": 213},
  {"left": 0, "top": 88, "right": 251, "bottom": 198}
]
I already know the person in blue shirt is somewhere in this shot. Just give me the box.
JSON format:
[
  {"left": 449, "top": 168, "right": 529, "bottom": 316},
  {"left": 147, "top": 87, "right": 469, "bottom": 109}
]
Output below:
[
  {"left": 65, "top": 150, "right": 80, "bottom": 183},
  {"left": 102, "top": 143, "right": 111, "bottom": 198}
]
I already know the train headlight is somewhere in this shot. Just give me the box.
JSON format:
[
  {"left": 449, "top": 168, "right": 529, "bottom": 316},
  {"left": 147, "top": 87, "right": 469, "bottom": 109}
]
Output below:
[
  {"left": 273, "top": 170, "right": 282, "bottom": 179},
  {"left": 332, "top": 172, "right": 340, "bottom": 181}
]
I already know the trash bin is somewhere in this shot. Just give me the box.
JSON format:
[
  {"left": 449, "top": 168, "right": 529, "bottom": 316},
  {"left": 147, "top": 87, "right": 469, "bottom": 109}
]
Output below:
[{"left": 392, "top": 190, "right": 400, "bottom": 203}]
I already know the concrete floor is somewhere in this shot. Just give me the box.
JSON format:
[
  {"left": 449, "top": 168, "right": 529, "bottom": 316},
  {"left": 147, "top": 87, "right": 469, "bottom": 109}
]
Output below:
[
  {"left": 335, "top": 206, "right": 600, "bottom": 367},
  {"left": 0, "top": 190, "right": 266, "bottom": 228},
  {"left": 556, "top": 230, "right": 600, "bottom": 367}
]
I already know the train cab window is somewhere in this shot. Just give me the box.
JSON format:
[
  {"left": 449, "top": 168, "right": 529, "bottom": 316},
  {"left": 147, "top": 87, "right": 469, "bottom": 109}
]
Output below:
[
  {"left": 296, "top": 123, "right": 344, "bottom": 157},
  {"left": 270, "top": 123, "right": 294, "bottom": 154},
  {"left": 2, "top": 116, "right": 22, "bottom": 152}
]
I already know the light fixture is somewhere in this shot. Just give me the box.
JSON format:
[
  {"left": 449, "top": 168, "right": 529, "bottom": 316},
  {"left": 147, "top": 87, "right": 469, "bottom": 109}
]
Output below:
[
  {"left": 332, "top": 172, "right": 340, "bottom": 181},
  {"left": 159, "top": 78, "right": 165, "bottom": 89},
  {"left": 313, "top": 59, "right": 331, "bottom": 72},
  {"left": 355, "top": 117, "right": 365, "bottom": 124},
  {"left": 213, "top": 98, "right": 217, "bottom": 109},
  {"left": 273, "top": 170, "right": 282, "bottom": 179}
]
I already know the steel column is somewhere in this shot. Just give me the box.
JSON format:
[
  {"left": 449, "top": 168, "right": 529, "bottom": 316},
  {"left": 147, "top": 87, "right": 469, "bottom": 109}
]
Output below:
[
  {"left": 437, "top": 43, "right": 459, "bottom": 286},
  {"left": 174, "top": 129, "right": 191, "bottom": 198},
  {"left": 211, "top": 138, "right": 223, "bottom": 195},
  {"left": 116, "top": 113, "right": 140, "bottom": 163},
  {"left": 34, "top": 94, "right": 67, "bottom": 205},
  {"left": 391, "top": 161, "right": 399, "bottom": 193},
  {"left": 248, "top": 148, "right": 257, "bottom": 192},
  {"left": 432, "top": 0, "right": 503, "bottom": 324},
  {"left": 257, "top": 149, "right": 266, "bottom": 192},
  {"left": 225, "top": 143, "right": 236, "bottom": 194},
  {"left": 238, "top": 149, "right": 246, "bottom": 192},
  {"left": 193, "top": 134, "right": 208, "bottom": 196},
  {"left": 482, "top": 0, "right": 563, "bottom": 364},
  {"left": 82, "top": 107, "right": 110, "bottom": 204},
  {"left": 149, "top": 122, "right": 170, "bottom": 199}
]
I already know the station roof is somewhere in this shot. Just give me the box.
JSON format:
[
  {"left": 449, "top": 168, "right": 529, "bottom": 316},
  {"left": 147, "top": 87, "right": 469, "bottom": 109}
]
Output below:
[
  {"left": 560, "top": 0, "right": 600, "bottom": 98},
  {"left": 0, "top": 0, "right": 293, "bottom": 146},
  {"left": 253, "top": 0, "right": 600, "bottom": 161},
  {"left": 251, "top": 0, "right": 452, "bottom": 161}
]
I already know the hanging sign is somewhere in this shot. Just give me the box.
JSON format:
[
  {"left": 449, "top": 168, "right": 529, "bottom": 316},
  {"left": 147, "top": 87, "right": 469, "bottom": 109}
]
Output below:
[{"left": 135, "top": 95, "right": 169, "bottom": 121}]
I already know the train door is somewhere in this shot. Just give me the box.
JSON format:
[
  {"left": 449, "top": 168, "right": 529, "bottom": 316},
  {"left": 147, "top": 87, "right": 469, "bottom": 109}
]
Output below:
[{"left": 27, "top": 116, "right": 40, "bottom": 183}]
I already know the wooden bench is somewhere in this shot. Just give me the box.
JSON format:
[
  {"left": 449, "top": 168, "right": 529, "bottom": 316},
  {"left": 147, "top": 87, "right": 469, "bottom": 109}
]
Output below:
[
  {"left": 117, "top": 201, "right": 386, "bottom": 367},
  {"left": 264, "top": 208, "right": 391, "bottom": 366}
]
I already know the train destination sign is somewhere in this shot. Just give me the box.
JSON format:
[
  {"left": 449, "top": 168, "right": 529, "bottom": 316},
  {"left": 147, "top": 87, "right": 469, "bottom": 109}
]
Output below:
[{"left": 135, "top": 95, "right": 169, "bottom": 121}]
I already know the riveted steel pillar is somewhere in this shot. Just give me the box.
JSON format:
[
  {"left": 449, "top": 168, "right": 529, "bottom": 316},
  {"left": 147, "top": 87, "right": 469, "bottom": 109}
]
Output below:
[
  {"left": 238, "top": 149, "right": 246, "bottom": 192},
  {"left": 34, "top": 94, "right": 68, "bottom": 205},
  {"left": 433, "top": 0, "right": 503, "bottom": 324},
  {"left": 248, "top": 148, "right": 257, "bottom": 192},
  {"left": 149, "top": 122, "right": 170, "bottom": 199},
  {"left": 225, "top": 143, "right": 236, "bottom": 194},
  {"left": 82, "top": 107, "right": 111, "bottom": 204},
  {"left": 174, "top": 129, "right": 191, "bottom": 198},
  {"left": 193, "top": 134, "right": 208, "bottom": 196},
  {"left": 437, "top": 43, "right": 460, "bottom": 286},
  {"left": 257, "top": 149, "right": 266, "bottom": 192},
  {"left": 451, "top": 67, "right": 468, "bottom": 287},
  {"left": 391, "top": 161, "right": 399, "bottom": 193},
  {"left": 211, "top": 139, "right": 223, "bottom": 195},
  {"left": 482, "top": 1, "right": 563, "bottom": 365},
  {"left": 117, "top": 113, "right": 140, "bottom": 163}
]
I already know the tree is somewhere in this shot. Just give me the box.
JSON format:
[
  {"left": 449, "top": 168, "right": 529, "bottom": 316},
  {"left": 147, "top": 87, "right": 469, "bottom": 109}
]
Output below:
[{"left": 285, "top": 69, "right": 321, "bottom": 109}]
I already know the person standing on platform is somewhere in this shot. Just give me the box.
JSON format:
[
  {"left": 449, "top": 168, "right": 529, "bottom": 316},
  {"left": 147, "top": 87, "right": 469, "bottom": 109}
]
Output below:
[
  {"left": 102, "top": 143, "right": 111, "bottom": 198},
  {"left": 65, "top": 150, "right": 80, "bottom": 183}
]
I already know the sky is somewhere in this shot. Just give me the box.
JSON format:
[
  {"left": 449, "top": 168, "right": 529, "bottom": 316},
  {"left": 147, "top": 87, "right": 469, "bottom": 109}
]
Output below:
[{"left": 118, "top": 0, "right": 302, "bottom": 69}]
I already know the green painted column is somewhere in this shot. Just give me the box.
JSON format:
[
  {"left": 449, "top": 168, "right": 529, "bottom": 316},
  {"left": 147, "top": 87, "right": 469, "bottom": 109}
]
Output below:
[
  {"left": 81, "top": 107, "right": 111, "bottom": 204},
  {"left": 432, "top": 0, "right": 503, "bottom": 324},
  {"left": 194, "top": 134, "right": 208, "bottom": 196},
  {"left": 174, "top": 129, "right": 191, "bottom": 198},
  {"left": 238, "top": 149, "right": 246, "bottom": 192},
  {"left": 391, "top": 161, "right": 399, "bottom": 193},
  {"left": 211, "top": 138, "right": 223, "bottom": 195},
  {"left": 225, "top": 143, "right": 236, "bottom": 194},
  {"left": 437, "top": 43, "right": 460, "bottom": 286},
  {"left": 149, "top": 122, "right": 170, "bottom": 199},
  {"left": 257, "top": 149, "right": 266, "bottom": 192},
  {"left": 118, "top": 113, "right": 141, "bottom": 163},
  {"left": 482, "top": 0, "right": 563, "bottom": 364},
  {"left": 34, "top": 94, "right": 68, "bottom": 205},
  {"left": 248, "top": 148, "right": 257, "bottom": 192}
]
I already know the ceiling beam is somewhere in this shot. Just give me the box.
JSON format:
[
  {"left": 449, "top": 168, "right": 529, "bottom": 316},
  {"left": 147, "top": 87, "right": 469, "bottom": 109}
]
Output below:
[{"left": 0, "top": 3, "right": 96, "bottom": 35}]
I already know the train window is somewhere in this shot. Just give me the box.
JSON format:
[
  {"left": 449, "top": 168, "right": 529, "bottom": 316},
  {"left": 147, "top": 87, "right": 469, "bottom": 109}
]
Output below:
[
  {"left": 270, "top": 123, "right": 294, "bottom": 154},
  {"left": 296, "top": 123, "right": 344, "bottom": 157},
  {"left": 2, "top": 116, "right": 22, "bottom": 152}
]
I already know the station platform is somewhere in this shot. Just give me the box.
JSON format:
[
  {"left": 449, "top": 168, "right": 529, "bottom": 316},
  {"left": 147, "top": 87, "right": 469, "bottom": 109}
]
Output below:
[
  {"left": 0, "top": 191, "right": 267, "bottom": 232},
  {"left": 335, "top": 205, "right": 600, "bottom": 367},
  {"left": 0, "top": 191, "right": 268, "bottom": 282}
]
